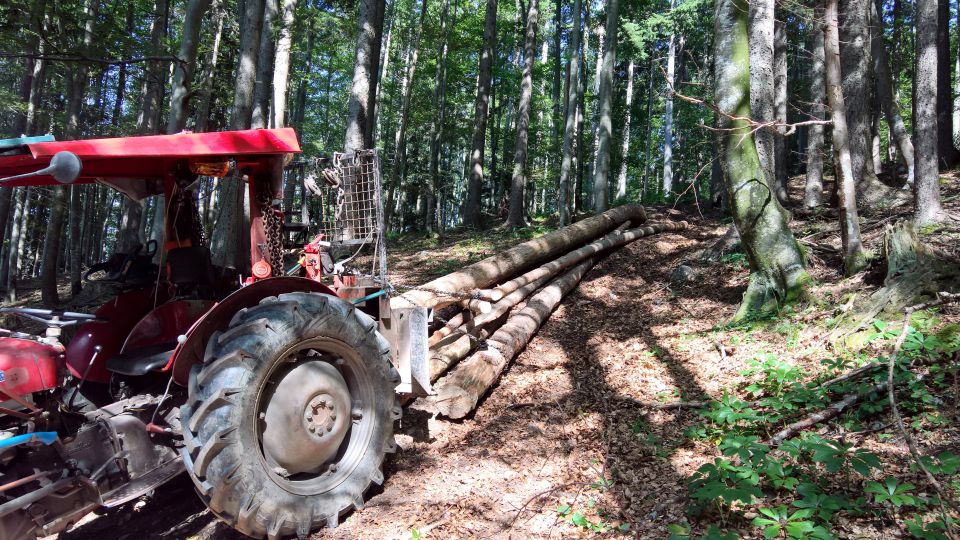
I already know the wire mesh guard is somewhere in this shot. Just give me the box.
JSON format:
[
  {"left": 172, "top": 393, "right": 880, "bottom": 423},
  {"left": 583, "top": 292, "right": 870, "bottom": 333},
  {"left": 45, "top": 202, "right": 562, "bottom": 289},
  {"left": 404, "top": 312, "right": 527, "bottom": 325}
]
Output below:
[{"left": 303, "top": 149, "right": 388, "bottom": 283}]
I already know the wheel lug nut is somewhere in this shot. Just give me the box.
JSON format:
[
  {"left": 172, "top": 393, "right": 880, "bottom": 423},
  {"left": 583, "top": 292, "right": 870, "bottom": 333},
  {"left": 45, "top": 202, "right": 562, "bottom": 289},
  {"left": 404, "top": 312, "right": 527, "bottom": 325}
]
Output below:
[
  {"left": 330, "top": 412, "right": 337, "bottom": 420},
  {"left": 308, "top": 425, "right": 316, "bottom": 433},
  {"left": 259, "top": 412, "right": 266, "bottom": 420},
  {"left": 326, "top": 425, "right": 333, "bottom": 432},
  {"left": 352, "top": 409, "right": 363, "bottom": 420},
  {"left": 328, "top": 463, "right": 337, "bottom": 472},
  {"left": 306, "top": 414, "right": 313, "bottom": 421}
]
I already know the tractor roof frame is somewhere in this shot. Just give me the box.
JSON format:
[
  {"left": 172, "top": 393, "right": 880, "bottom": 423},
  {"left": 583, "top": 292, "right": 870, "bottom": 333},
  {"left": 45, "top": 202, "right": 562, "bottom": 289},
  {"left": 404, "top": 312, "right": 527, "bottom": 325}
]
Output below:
[{"left": 0, "top": 128, "right": 301, "bottom": 200}]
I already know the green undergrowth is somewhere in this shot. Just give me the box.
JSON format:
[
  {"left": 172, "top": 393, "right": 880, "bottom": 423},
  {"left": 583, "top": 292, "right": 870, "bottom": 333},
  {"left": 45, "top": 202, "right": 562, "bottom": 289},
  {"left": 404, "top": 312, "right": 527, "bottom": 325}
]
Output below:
[{"left": 669, "top": 310, "right": 960, "bottom": 539}]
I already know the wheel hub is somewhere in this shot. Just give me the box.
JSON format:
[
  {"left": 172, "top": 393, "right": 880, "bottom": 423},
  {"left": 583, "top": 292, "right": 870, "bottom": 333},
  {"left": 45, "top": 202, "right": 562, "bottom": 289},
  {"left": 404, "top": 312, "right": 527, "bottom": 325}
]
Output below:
[
  {"left": 260, "top": 358, "right": 352, "bottom": 475},
  {"left": 303, "top": 393, "right": 339, "bottom": 437}
]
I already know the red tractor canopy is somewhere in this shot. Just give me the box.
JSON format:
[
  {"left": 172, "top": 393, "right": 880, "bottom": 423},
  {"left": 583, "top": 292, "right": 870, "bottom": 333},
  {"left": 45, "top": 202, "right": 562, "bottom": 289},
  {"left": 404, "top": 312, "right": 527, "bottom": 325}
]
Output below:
[{"left": 0, "top": 128, "right": 300, "bottom": 200}]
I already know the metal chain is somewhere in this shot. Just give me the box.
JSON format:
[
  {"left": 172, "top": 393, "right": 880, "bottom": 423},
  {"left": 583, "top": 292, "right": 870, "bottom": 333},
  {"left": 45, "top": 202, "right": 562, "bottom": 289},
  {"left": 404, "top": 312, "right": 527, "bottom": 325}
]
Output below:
[
  {"left": 387, "top": 282, "right": 481, "bottom": 301},
  {"left": 258, "top": 186, "right": 284, "bottom": 276}
]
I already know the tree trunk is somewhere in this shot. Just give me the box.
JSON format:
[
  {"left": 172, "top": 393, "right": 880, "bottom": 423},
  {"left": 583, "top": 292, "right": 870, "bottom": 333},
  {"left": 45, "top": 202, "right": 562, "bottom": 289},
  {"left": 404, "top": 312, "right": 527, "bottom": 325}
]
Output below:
[
  {"left": 252, "top": 0, "right": 278, "bottom": 129},
  {"left": 211, "top": 0, "right": 264, "bottom": 269},
  {"left": 385, "top": 0, "right": 428, "bottom": 228},
  {"left": 774, "top": 18, "right": 788, "bottom": 202},
  {"left": 839, "top": 0, "right": 880, "bottom": 198},
  {"left": 642, "top": 52, "right": 654, "bottom": 199},
  {"left": 825, "top": 0, "right": 867, "bottom": 275},
  {"left": 195, "top": 0, "right": 226, "bottom": 132},
  {"left": 748, "top": 0, "right": 778, "bottom": 203},
  {"left": 506, "top": 0, "right": 539, "bottom": 228},
  {"left": 805, "top": 19, "right": 826, "bottom": 209},
  {"left": 6, "top": 189, "right": 27, "bottom": 301},
  {"left": 345, "top": 0, "right": 386, "bottom": 152},
  {"left": 168, "top": 0, "right": 213, "bottom": 132},
  {"left": 271, "top": 0, "right": 298, "bottom": 128},
  {"left": 427, "top": 0, "right": 453, "bottom": 233},
  {"left": 590, "top": 0, "right": 618, "bottom": 212},
  {"left": 935, "top": 0, "right": 960, "bottom": 166},
  {"left": 464, "top": 0, "right": 499, "bottom": 227},
  {"left": 714, "top": 0, "right": 810, "bottom": 322},
  {"left": 662, "top": 0, "right": 677, "bottom": 197},
  {"left": 870, "top": 0, "right": 914, "bottom": 184},
  {"left": 557, "top": 0, "right": 582, "bottom": 226},
  {"left": 616, "top": 58, "right": 635, "bottom": 200},
  {"left": 914, "top": 0, "right": 945, "bottom": 225}
]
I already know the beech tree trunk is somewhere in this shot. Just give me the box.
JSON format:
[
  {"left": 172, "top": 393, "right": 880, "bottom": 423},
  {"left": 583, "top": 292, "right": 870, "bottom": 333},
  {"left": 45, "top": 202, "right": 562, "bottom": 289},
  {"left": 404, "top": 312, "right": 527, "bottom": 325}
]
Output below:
[
  {"left": 464, "top": 0, "right": 499, "bottom": 227},
  {"left": 616, "top": 59, "right": 635, "bottom": 200},
  {"left": 426, "top": 0, "right": 452, "bottom": 233},
  {"left": 773, "top": 18, "right": 788, "bottom": 201},
  {"left": 506, "top": 0, "right": 539, "bottom": 228},
  {"left": 748, "top": 0, "right": 777, "bottom": 203},
  {"left": 914, "top": 0, "right": 945, "bottom": 225},
  {"left": 271, "top": 0, "right": 298, "bottom": 128},
  {"left": 195, "top": 0, "right": 226, "bottom": 132},
  {"left": 385, "top": 0, "right": 428, "bottom": 228},
  {"left": 557, "top": 0, "right": 582, "bottom": 226},
  {"left": 590, "top": 0, "right": 618, "bottom": 212},
  {"left": 251, "top": 0, "right": 278, "bottom": 129},
  {"left": 167, "top": 0, "right": 213, "bottom": 133},
  {"left": 714, "top": 0, "right": 810, "bottom": 322},
  {"left": 935, "top": 0, "right": 960, "bottom": 166},
  {"left": 825, "top": 0, "right": 867, "bottom": 275},
  {"left": 662, "top": 0, "right": 677, "bottom": 197},
  {"left": 839, "top": 0, "right": 881, "bottom": 198},
  {"left": 212, "top": 0, "right": 264, "bottom": 269},
  {"left": 805, "top": 18, "right": 826, "bottom": 209},
  {"left": 870, "top": 0, "right": 914, "bottom": 184},
  {"left": 345, "top": 0, "right": 386, "bottom": 152}
]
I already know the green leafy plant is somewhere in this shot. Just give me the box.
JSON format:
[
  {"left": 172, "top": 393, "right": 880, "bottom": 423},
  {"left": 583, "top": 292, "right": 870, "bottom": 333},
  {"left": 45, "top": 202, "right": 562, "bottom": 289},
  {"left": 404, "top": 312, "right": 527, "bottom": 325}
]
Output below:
[
  {"left": 865, "top": 477, "right": 917, "bottom": 507},
  {"left": 751, "top": 505, "right": 833, "bottom": 539}
]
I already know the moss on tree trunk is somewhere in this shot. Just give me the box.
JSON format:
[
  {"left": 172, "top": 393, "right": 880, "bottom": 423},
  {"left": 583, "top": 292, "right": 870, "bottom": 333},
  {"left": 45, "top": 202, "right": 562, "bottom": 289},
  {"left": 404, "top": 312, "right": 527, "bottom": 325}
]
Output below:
[{"left": 714, "top": 0, "right": 810, "bottom": 322}]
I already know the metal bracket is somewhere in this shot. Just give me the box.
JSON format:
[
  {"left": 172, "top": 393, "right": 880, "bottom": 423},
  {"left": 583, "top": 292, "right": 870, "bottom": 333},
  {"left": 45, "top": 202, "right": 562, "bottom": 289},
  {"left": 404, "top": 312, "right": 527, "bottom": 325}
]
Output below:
[{"left": 379, "top": 300, "right": 432, "bottom": 396}]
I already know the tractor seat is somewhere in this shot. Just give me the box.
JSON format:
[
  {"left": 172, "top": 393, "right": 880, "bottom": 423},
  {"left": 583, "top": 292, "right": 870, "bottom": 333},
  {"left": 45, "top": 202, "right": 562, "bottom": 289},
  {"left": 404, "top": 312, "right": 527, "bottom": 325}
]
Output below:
[
  {"left": 167, "top": 246, "right": 215, "bottom": 286},
  {"left": 105, "top": 342, "right": 176, "bottom": 376}
]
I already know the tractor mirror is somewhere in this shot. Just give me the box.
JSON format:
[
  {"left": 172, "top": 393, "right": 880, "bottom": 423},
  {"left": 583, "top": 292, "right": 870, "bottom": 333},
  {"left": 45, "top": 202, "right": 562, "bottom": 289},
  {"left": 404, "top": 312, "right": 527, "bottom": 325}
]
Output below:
[
  {"left": 48, "top": 151, "right": 82, "bottom": 184},
  {"left": 0, "top": 151, "right": 82, "bottom": 185}
]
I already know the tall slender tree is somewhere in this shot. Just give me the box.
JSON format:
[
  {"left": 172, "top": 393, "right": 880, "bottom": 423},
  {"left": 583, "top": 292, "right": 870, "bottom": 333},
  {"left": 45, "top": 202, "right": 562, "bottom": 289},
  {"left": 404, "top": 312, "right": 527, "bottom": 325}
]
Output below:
[
  {"left": 557, "top": 0, "right": 582, "bottom": 225},
  {"left": 914, "top": 0, "right": 945, "bottom": 224},
  {"left": 506, "top": 0, "right": 540, "bottom": 227},
  {"left": 825, "top": 0, "right": 867, "bottom": 274},
  {"left": 590, "top": 0, "right": 619, "bottom": 212},
  {"left": 464, "top": 0, "right": 499, "bottom": 227}
]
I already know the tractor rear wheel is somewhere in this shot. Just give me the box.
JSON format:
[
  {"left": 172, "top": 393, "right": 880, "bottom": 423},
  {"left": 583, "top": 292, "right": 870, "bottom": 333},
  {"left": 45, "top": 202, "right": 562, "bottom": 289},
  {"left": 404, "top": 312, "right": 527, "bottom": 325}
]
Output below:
[{"left": 181, "top": 292, "right": 400, "bottom": 539}]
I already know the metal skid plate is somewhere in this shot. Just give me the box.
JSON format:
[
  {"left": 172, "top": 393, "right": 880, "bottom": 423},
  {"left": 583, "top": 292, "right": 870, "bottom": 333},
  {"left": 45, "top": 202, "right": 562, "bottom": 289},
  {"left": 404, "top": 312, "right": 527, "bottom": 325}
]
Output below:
[{"left": 379, "top": 297, "right": 432, "bottom": 396}]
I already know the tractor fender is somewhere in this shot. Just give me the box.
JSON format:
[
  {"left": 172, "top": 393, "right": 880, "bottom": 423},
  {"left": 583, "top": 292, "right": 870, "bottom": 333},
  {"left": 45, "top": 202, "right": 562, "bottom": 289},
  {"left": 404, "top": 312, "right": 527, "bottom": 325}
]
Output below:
[{"left": 168, "top": 277, "right": 336, "bottom": 385}]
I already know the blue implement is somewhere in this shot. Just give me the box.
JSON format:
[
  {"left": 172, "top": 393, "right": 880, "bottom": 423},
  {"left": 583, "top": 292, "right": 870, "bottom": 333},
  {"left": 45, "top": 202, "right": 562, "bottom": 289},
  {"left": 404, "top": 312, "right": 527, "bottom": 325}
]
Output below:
[{"left": 0, "top": 431, "right": 58, "bottom": 451}]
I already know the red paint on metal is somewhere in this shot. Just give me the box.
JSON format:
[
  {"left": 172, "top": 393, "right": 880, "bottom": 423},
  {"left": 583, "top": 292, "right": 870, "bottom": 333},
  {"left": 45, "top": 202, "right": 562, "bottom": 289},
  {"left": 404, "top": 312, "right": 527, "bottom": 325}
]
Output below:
[
  {"left": 0, "top": 129, "right": 301, "bottom": 194},
  {"left": 168, "top": 277, "right": 336, "bottom": 385},
  {"left": 121, "top": 300, "right": 215, "bottom": 354},
  {"left": 65, "top": 287, "right": 165, "bottom": 383},
  {"left": 0, "top": 338, "right": 61, "bottom": 397}
]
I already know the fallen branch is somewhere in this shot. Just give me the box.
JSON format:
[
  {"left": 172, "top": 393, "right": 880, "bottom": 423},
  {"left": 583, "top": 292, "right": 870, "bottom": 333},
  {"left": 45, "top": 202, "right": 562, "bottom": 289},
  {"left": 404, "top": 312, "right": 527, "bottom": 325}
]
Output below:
[{"left": 887, "top": 292, "right": 960, "bottom": 533}]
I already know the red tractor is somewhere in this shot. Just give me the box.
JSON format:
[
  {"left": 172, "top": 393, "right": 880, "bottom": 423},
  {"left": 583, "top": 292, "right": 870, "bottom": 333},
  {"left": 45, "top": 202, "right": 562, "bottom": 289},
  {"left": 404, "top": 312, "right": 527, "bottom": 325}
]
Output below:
[{"left": 0, "top": 129, "right": 431, "bottom": 539}]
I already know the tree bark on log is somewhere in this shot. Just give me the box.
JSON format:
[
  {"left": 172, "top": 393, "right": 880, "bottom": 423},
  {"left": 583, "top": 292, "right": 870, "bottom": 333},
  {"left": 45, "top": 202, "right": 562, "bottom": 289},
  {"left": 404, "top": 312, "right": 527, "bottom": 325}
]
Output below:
[
  {"left": 480, "top": 221, "right": 687, "bottom": 302},
  {"left": 433, "top": 257, "right": 597, "bottom": 419},
  {"left": 391, "top": 204, "right": 646, "bottom": 310}
]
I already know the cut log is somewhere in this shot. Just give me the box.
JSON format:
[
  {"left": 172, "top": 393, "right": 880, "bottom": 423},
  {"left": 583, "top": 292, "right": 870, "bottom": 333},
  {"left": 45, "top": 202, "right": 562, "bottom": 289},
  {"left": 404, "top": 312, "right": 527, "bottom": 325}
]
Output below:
[
  {"left": 391, "top": 204, "right": 647, "bottom": 310},
  {"left": 479, "top": 221, "right": 687, "bottom": 302},
  {"left": 433, "top": 257, "right": 597, "bottom": 419}
]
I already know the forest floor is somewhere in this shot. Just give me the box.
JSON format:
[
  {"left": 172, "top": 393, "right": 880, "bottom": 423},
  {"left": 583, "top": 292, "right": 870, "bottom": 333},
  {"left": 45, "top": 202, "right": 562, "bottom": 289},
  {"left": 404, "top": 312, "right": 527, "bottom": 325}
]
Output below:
[{"left": 46, "top": 174, "right": 960, "bottom": 539}]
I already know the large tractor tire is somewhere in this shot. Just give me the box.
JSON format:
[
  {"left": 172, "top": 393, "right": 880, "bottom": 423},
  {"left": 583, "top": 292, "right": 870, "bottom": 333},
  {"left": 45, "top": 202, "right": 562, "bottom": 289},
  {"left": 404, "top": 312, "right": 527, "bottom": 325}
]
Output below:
[{"left": 181, "top": 292, "right": 401, "bottom": 539}]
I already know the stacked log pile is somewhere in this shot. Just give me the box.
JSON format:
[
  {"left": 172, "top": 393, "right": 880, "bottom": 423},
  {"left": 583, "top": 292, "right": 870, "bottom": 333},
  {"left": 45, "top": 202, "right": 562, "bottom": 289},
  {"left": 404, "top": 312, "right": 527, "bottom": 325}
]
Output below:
[{"left": 391, "top": 204, "right": 689, "bottom": 418}]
